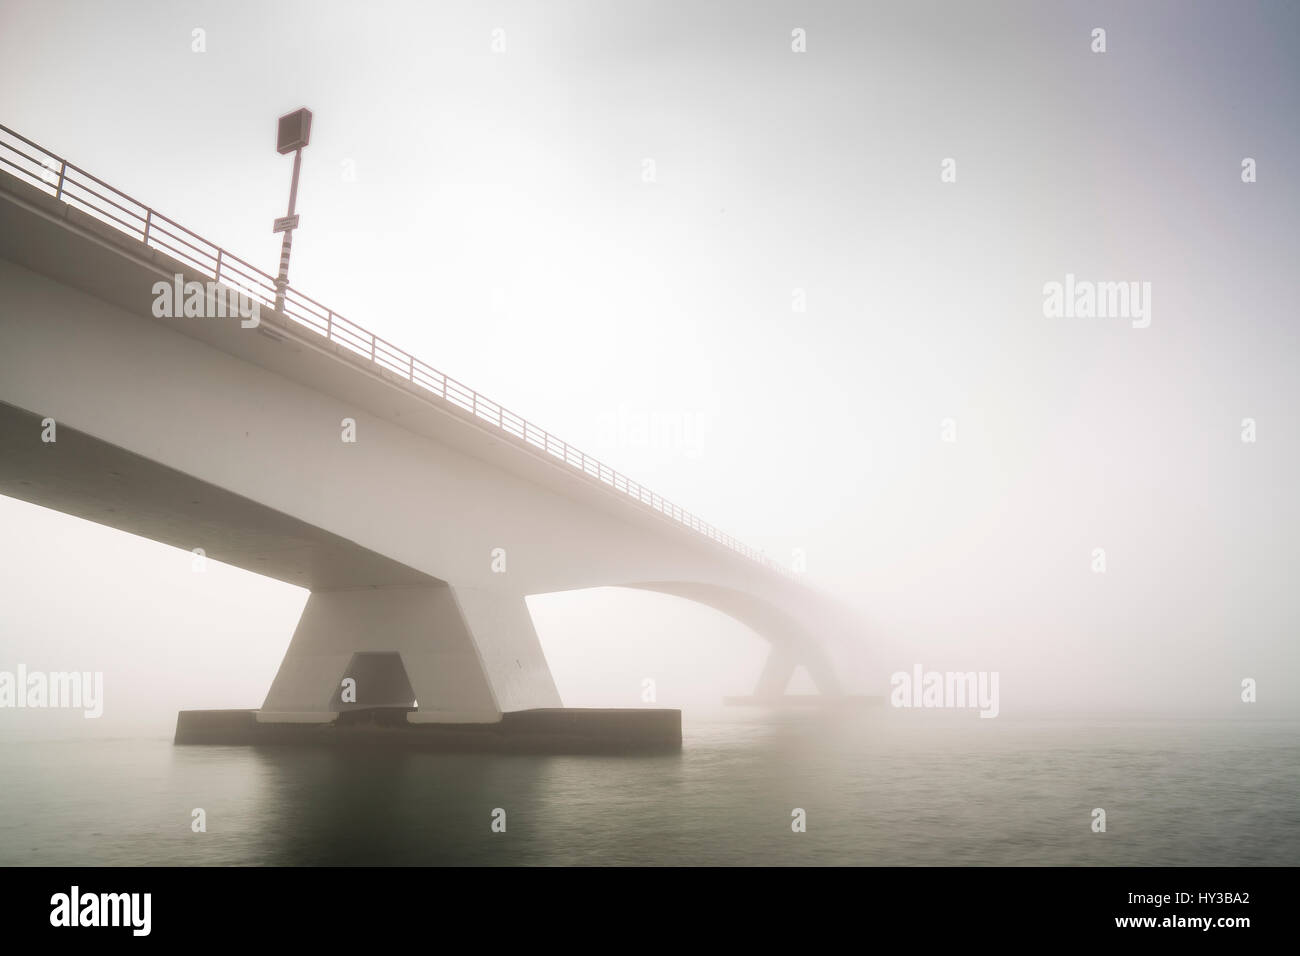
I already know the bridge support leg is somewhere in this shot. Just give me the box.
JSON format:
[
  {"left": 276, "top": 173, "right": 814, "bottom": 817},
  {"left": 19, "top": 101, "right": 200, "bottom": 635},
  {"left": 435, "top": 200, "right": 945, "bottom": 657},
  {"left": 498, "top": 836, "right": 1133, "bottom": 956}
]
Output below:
[
  {"left": 754, "top": 643, "right": 842, "bottom": 701},
  {"left": 258, "top": 583, "right": 560, "bottom": 725},
  {"left": 411, "top": 584, "right": 561, "bottom": 721}
]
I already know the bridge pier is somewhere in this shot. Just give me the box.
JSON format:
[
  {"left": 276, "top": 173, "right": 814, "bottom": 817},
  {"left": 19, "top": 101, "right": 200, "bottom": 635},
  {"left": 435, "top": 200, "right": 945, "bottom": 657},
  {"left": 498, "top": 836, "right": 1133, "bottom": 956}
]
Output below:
[
  {"left": 258, "top": 583, "right": 560, "bottom": 724},
  {"left": 185, "top": 583, "right": 680, "bottom": 752},
  {"left": 760, "top": 641, "right": 841, "bottom": 699},
  {"left": 724, "top": 642, "right": 843, "bottom": 705}
]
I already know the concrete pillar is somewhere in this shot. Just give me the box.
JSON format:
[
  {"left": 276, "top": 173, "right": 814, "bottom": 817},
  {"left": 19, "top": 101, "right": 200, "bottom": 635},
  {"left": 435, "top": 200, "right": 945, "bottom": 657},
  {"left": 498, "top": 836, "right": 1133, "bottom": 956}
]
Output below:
[
  {"left": 754, "top": 644, "right": 798, "bottom": 699},
  {"left": 258, "top": 583, "right": 560, "bottom": 725},
  {"left": 439, "top": 584, "right": 562, "bottom": 718},
  {"left": 754, "top": 642, "right": 842, "bottom": 699}
]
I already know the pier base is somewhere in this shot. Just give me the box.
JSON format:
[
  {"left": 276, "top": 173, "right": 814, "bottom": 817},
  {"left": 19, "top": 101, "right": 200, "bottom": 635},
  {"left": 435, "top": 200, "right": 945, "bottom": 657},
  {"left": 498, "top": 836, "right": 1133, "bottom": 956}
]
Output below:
[
  {"left": 175, "top": 707, "right": 681, "bottom": 754},
  {"left": 722, "top": 694, "right": 883, "bottom": 709}
]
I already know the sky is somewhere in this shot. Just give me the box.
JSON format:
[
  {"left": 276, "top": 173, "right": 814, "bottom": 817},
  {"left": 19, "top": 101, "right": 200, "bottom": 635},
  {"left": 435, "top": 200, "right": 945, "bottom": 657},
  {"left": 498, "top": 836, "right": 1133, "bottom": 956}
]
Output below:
[{"left": 1, "top": 0, "right": 1297, "bottom": 734}]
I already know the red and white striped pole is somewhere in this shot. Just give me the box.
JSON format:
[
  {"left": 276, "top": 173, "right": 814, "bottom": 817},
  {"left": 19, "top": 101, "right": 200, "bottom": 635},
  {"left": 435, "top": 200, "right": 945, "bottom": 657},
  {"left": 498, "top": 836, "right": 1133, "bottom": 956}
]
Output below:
[
  {"left": 274, "top": 147, "right": 303, "bottom": 314},
  {"left": 272, "top": 108, "right": 312, "bottom": 315}
]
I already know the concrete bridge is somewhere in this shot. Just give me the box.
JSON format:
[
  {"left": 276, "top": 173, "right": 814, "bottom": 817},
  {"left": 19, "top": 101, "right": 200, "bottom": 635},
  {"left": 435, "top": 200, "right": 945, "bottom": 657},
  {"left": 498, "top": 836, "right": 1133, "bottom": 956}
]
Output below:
[{"left": 0, "top": 124, "right": 857, "bottom": 730}]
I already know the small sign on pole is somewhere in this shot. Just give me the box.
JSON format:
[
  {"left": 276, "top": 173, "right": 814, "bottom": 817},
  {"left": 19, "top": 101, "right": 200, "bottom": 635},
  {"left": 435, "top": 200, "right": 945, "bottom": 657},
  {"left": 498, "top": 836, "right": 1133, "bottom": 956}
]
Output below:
[
  {"left": 273, "top": 214, "right": 300, "bottom": 234},
  {"left": 277, "top": 109, "right": 313, "bottom": 154}
]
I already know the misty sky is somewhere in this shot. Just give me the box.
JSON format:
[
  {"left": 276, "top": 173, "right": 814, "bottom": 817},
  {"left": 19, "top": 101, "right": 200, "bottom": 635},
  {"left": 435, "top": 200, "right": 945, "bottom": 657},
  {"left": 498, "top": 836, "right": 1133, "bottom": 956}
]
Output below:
[{"left": 1, "top": 0, "right": 1297, "bottom": 733}]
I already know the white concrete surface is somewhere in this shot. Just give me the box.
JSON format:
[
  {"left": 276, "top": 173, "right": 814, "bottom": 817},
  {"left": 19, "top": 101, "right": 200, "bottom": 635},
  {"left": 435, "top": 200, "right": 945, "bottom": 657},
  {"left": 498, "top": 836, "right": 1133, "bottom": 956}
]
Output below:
[{"left": 0, "top": 172, "right": 857, "bottom": 720}]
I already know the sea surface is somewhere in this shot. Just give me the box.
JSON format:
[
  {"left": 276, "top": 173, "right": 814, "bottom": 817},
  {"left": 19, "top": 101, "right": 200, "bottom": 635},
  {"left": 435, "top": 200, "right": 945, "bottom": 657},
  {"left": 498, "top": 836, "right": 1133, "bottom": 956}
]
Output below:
[{"left": 1, "top": 711, "right": 1296, "bottom": 866}]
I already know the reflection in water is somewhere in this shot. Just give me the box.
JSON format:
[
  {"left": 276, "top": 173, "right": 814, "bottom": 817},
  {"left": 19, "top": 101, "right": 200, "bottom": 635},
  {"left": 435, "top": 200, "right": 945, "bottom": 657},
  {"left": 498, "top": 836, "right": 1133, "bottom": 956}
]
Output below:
[{"left": 1, "top": 710, "right": 1297, "bottom": 865}]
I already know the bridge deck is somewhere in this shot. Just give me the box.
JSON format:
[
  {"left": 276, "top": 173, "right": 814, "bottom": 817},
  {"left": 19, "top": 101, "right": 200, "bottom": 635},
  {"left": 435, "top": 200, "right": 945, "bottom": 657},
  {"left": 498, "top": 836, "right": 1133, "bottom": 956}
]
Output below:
[{"left": 0, "top": 123, "right": 795, "bottom": 584}]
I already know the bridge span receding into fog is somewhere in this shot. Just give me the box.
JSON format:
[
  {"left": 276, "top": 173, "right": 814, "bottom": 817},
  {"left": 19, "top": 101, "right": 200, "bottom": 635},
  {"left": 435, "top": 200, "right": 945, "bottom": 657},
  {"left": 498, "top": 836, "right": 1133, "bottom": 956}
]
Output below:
[{"left": 0, "top": 124, "right": 858, "bottom": 732}]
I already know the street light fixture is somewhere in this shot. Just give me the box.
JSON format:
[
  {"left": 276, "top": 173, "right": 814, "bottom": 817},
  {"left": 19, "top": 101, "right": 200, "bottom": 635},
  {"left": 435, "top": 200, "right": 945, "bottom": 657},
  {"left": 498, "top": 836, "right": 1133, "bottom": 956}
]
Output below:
[{"left": 273, "top": 107, "right": 312, "bottom": 313}]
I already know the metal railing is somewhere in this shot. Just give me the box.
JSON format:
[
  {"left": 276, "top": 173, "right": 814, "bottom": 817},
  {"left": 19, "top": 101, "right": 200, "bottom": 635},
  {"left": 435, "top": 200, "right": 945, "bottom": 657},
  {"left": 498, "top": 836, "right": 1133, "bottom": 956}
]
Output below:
[{"left": 0, "top": 123, "right": 795, "bottom": 579}]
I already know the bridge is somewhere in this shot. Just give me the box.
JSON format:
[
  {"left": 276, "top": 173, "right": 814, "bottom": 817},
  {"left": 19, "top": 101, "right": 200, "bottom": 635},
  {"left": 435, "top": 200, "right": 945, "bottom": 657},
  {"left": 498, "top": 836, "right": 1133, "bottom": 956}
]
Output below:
[{"left": 0, "top": 124, "right": 857, "bottom": 736}]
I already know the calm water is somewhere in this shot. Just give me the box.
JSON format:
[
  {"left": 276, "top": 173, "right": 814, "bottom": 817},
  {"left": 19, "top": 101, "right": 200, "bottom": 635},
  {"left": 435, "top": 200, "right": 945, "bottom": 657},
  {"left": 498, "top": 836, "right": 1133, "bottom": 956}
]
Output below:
[{"left": 1, "top": 711, "right": 1296, "bottom": 866}]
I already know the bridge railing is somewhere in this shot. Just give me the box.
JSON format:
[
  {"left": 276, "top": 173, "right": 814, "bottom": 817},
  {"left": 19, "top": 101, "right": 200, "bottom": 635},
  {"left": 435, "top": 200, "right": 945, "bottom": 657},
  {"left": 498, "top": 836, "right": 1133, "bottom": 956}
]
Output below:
[{"left": 0, "top": 123, "right": 797, "bottom": 580}]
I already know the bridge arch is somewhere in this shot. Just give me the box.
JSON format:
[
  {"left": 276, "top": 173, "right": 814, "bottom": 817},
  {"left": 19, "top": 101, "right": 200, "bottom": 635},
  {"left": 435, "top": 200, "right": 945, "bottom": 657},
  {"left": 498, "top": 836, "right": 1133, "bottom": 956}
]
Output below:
[
  {"left": 617, "top": 582, "right": 842, "bottom": 698},
  {"left": 524, "top": 581, "right": 844, "bottom": 703}
]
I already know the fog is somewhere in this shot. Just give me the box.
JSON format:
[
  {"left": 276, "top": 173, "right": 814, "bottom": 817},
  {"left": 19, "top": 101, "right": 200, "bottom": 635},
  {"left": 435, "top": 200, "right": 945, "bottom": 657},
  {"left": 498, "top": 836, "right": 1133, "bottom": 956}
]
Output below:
[{"left": 1, "top": 0, "right": 1297, "bottom": 736}]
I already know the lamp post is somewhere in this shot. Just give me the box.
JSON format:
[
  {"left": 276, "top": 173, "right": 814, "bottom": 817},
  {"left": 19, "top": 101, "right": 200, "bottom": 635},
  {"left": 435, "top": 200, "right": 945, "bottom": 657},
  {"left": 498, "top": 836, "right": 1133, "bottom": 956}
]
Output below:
[{"left": 273, "top": 107, "right": 312, "bottom": 314}]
